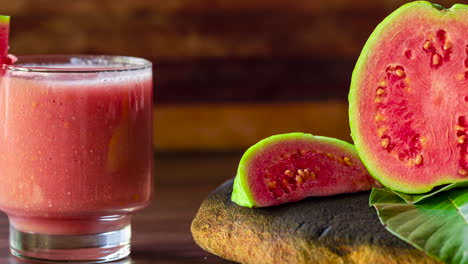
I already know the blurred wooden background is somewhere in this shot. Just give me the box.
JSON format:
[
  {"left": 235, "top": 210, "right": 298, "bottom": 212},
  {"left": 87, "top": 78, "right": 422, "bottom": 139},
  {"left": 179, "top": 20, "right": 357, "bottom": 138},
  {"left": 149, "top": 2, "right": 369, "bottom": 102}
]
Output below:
[{"left": 1, "top": 0, "right": 460, "bottom": 149}]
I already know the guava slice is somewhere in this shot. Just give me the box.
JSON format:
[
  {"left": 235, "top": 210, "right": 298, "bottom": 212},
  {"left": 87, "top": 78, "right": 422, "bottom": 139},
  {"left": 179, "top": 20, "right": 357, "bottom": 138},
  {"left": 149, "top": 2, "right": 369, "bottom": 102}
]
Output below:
[
  {"left": 0, "top": 15, "right": 10, "bottom": 64},
  {"left": 231, "top": 133, "right": 378, "bottom": 208},
  {"left": 349, "top": 1, "right": 468, "bottom": 194}
]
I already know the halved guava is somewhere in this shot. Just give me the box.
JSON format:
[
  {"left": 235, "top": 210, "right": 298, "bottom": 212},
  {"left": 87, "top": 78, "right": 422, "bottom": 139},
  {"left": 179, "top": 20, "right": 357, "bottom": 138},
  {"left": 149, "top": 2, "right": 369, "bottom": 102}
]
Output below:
[
  {"left": 349, "top": 1, "right": 468, "bottom": 194},
  {"left": 231, "top": 133, "right": 378, "bottom": 208},
  {"left": 0, "top": 15, "right": 10, "bottom": 63}
]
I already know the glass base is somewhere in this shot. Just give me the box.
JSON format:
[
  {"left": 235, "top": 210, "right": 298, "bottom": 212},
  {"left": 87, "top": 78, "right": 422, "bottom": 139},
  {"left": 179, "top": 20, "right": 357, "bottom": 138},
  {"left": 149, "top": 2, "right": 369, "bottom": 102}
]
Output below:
[{"left": 9, "top": 224, "right": 131, "bottom": 263}]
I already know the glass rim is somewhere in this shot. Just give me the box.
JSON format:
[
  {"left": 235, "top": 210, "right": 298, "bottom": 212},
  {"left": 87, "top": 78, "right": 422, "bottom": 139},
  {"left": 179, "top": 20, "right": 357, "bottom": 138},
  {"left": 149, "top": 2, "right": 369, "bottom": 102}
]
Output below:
[{"left": 5, "top": 55, "right": 152, "bottom": 73}]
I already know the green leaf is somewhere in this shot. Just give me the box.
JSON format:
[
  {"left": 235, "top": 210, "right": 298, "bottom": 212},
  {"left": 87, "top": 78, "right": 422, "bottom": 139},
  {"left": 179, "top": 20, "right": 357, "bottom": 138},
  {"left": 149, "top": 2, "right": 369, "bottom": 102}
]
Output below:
[
  {"left": 392, "top": 181, "right": 468, "bottom": 204},
  {"left": 370, "top": 188, "right": 468, "bottom": 264},
  {"left": 449, "top": 189, "right": 468, "bottom": 223},
  {"left": 369, "top": 188, "right": 405, "bottom": 206}
]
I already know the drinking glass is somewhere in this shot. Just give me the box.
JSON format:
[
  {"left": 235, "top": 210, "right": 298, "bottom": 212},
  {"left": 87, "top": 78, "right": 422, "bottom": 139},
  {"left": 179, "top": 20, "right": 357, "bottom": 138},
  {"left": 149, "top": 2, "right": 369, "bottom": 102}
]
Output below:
[{"left": 0, "top": 55, "right": 153, "bottom": 262}]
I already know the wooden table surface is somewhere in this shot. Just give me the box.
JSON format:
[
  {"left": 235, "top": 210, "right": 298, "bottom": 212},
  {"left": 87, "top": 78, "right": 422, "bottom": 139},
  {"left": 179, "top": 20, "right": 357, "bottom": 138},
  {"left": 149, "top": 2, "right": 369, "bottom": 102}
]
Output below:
[{"left": 0, "top": 151, "right": 240, "bottom": 264}]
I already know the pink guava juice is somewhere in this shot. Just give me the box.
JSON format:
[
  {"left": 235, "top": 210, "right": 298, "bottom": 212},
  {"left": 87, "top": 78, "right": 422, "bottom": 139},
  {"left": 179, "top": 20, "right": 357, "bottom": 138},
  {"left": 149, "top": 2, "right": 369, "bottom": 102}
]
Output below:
[{"left": 0, "top": 56, "right": 153, "bottom": 236}]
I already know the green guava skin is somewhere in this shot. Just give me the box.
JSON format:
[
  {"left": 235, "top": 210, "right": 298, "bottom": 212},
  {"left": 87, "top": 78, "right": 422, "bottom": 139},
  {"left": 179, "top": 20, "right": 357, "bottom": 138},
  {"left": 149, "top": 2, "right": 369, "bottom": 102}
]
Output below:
[
  {"left": 349, "top": 1, "right": 468, "bottom": 194},
  {"left": 231, "top": 133, "right": 361, "bottom": 208},
  {"left": 0, "top": 15, "right": 9, "bottom": 23}
]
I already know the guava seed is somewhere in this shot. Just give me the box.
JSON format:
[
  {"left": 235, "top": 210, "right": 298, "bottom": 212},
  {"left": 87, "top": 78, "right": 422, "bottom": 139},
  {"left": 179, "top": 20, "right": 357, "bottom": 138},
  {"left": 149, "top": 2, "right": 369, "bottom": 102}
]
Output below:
[
  {"left": 414, "top": 155, "right": 423, "bottom": 165},
  {"left": 343, "top": 157, "right": 352, "bottom": 166},
  {"left": 443, "top": 41, "right": 452, "bottom": 51},
  {"left": 268, "top": 181, "right": 277, "bottom": 189},
  {"left": 431, "top": 54, "right": 441, "bottom": 66},
  {"left": 423, "top": 40, "right": 432, "bottom": 51},
  {"left": 308, "top": 171, "right": 316, "bottom": 180},
  {"left": 375, "top": 113, "right": 384, "bottom": 122},
  {"left": 395, "top": 69, "right": 406, "bottom": 77},
  {"left": 295, "top": 175, "right": 303, "bottom": 184},
  {"left": 381, "top": 138, "right": 390, "bottom": 149},
  {"left": 377, "top": 127, "right": 387, "bottom": 137}
]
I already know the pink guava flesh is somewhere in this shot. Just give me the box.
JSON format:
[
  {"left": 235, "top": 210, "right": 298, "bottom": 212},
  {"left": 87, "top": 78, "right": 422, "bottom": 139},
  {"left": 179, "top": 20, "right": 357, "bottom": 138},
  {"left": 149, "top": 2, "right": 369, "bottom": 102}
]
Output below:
[
  {"left": 234, "top": 134, "right": 377, "bottom": 207},
  {"left": 349, "top": 2, "right": 468, "bottom": 193}
]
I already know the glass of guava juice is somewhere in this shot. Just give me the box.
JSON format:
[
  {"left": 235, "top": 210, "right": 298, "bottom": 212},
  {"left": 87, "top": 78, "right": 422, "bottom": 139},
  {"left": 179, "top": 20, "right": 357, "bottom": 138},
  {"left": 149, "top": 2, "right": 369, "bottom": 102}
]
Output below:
[{"left": 0, "top": 55, "right": 153, "bottom": 262}]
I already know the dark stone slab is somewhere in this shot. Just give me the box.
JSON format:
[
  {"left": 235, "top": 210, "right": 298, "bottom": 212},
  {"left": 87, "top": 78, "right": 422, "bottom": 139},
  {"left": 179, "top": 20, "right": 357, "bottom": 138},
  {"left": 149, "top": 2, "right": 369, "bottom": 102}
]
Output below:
[{"left": 191, "top": 179, "right": 439, "bottom": 264}]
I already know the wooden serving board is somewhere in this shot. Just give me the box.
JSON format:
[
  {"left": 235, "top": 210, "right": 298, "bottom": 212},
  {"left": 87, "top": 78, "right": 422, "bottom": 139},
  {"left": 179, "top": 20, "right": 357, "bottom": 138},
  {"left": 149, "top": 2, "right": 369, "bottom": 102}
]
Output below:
[{"left": 191, "top": 179, "right": 439, "bottom": 264}]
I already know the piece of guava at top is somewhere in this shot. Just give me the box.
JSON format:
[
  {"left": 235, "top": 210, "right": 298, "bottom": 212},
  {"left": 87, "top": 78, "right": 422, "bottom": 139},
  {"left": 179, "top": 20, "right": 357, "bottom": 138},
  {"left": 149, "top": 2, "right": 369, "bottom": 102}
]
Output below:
[
  {"left": 374, "top": 181, "right": 468, "bottom": 204},
  {"left": 348, "top": 1, "right": 468, "bottom": 194}
]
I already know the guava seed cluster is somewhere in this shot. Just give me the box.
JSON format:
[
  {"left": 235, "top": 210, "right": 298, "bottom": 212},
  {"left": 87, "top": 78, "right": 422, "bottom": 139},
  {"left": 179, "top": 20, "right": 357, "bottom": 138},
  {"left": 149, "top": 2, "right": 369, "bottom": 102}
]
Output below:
[
  {"left": 264, "top": 150, "right": 355, "bottom": 199},
  {"left": 457, "top": 116, "right": 468, "bottom": 175},
  {"left": 374, "top": 62, "right": 423, "bottom": 167},
  {"left": 422, "top": 29, "right": 452, "bottom": 69}
]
